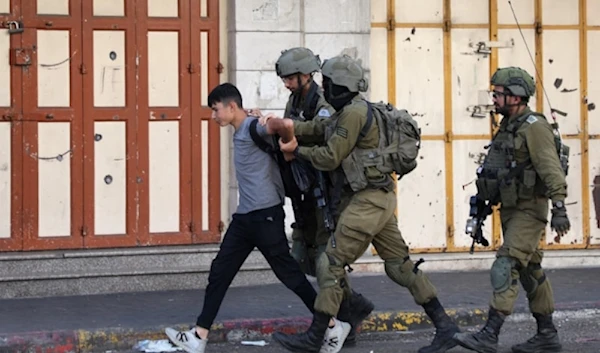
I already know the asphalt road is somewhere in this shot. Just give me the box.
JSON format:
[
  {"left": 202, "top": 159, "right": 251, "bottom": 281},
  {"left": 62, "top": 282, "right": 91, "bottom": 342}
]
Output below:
[{"left": 123, "top": 310, "right": 600, "bottom": 353}]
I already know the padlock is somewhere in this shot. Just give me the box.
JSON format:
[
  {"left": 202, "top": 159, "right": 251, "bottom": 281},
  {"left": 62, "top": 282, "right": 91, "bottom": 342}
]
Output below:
[{"left": 7, "top": 21, "right": 24, "bottom": 35}]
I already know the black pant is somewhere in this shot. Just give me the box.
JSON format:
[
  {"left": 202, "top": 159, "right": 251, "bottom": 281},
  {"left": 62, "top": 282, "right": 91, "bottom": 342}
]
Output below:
[{"left": 196, "top": 204, "right": 317, "bottom": 329}]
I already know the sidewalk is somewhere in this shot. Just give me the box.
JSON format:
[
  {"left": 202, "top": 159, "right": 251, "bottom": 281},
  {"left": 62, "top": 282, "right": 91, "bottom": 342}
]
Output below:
[{"left": 1, "top": 267, "right": 598, "bottom": 353}]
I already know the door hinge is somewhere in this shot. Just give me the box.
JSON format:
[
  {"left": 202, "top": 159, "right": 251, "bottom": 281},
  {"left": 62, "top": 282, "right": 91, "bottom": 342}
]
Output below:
[
  {"left": 535, "top": 21, "right": 542, "bottom": 35},
  {"left": 472, "top": 39, "right": 515, "bottom": 55},
  {"left": 443, "top": 20, "right": 451, "bottom": 33},
  {"left": 188, "top": 221, "right": 195, "bottom": 233},
  {"left": 81, "top": 225, "right": 88, "bottom": 237},
  {"left": 218, "top": 221, "right": 225, "bottom": 233},
  {"left": 447, "top": 225, "right": 455, "bottom": 239},
  {"left": 79, "top": 63, "right": 87, "bottom": 74},
  {"left": 387, "top": 18, "right": 395, "bottom": 32},
  {"left": 444, "top": 131, "right": 452, "bottom": 143},
  {"left": 187, "top": 63, "right": 196, "bottom": 74},
  {"left": 216, "top": 62, "right": 224, "bottom": 74}
]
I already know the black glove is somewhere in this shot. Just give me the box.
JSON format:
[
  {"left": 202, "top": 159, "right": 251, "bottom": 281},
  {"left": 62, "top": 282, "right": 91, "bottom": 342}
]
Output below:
[{"left": 551, "top": 204, "right": 570, "bottom": 236}]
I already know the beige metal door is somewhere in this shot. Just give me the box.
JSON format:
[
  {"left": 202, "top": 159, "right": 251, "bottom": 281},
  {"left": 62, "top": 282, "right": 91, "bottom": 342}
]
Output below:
[{"left": 371, "top": 0, "right": 598, "bottom": 253}]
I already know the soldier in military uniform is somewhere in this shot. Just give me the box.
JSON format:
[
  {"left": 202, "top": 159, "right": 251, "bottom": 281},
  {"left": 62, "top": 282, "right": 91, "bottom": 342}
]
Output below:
[
  {"left": 263, "top": 55, "right": 460, "bottom": 353},
  {"left": 453, "top": 67, "right": 570, "bottom": 353},
  {"left": 252, "top": 47, "right": 375, "bottom": 348},
  {"left": 273, "top": 47, "right": 336, "bottom": 278}
]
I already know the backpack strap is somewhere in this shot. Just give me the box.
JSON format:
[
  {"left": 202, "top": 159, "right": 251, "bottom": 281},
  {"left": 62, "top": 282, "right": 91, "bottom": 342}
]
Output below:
[
  {"left": 330, "top": 101, "right": 374, "bottom": 217},
  {"left": 249, "top": 118, "right": 276, "bottom": 157},
  {"left": 360, "top": 101, "right": 374, "bottom": 143},
  {"left": 303, "top": 81, "right": 320, "bottom": 120}
]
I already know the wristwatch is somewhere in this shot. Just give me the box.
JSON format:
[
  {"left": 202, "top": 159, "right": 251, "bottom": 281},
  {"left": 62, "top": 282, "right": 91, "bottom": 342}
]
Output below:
[{"left": 553, "top": 200, "right": 564, "bottom": 208}]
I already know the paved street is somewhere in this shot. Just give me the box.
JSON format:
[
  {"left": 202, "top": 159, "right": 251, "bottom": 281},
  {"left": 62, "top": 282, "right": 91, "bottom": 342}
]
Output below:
[{"left": 123, "top": 310, "right": 600, "bottom": 353}]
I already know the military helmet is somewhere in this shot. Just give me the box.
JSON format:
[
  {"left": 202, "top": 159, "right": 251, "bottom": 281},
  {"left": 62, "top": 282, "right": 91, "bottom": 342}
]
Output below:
[
  {"left": 490, "top": 67, "right": 536, "bottom": 97},
  {"left": 275, "top": 47, "right": 321, "bottom": 77},
  {"left": 321, "top": 54, "right": 368, "bottom": 93}
]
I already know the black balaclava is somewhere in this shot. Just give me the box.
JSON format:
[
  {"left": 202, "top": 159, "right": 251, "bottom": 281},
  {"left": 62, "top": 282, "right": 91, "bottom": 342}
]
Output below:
[{"left": 323, "top": 76, "right": 357, "bottom": 111}]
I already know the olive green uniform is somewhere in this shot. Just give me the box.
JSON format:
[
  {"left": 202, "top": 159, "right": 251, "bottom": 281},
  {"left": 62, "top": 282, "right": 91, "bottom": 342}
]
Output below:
[
  {"left": 285, "top": 85, "right": 336, "bottom": 276},
  {"left": 477, "top": 107, "right": 567, "bottom": 316},
  {"left": 294, "top": 96, "right": 437, "bottom": 316}
]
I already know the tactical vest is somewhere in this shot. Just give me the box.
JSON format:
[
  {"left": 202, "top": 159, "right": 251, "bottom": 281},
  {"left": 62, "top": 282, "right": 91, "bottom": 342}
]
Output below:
[
  {"left": 289, "top": 81, "right": 321, "bottom": 122},
  {"left": 324, "top": 100, "right": 394, "bottom": 194},
  {"left": 476, "top": 114, "right": 541, "bottom": 208}
]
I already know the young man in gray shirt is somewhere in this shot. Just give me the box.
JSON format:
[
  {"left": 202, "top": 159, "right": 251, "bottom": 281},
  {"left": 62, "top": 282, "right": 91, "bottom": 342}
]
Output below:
[{"left": 164, "top": 83, "right": 318, "bottom": 353}]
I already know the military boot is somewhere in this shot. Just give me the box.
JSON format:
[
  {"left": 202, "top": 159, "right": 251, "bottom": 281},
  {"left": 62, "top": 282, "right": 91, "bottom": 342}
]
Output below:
[
  {"left": 453, "top": 307, "right": 506, "bottom": 353},
  {"left": 511, "top": 313, "right": 562, "bottom": 353},
  {"left": 272, "top": 311, "right": 330, "bottom": 353},
  {"left": 418, "top": 297, "right": 461, "bottom": 353},
  {"left": 337, "top": 290, "right": 375, "bottom": 347}
]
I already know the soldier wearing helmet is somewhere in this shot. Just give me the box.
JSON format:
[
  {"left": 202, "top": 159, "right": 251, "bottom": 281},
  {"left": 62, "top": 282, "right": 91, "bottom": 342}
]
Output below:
[
  {"left": 253, "top": 48, "right": 374, "bottom": 350},
  {"left": 273, "top": 47, "right": 336, "bottom": 278},
  {"left": 454, "top": 67, "right": 569, "bottom": 353},
  {"left": 275, "top": 47, "right": 334, "bottom": 122},
  {"left": 281, "top": 47, "right": 376, "bottom": 350},
  {"left": 264, "top": 54, "right": 460, "bottom": 353}
]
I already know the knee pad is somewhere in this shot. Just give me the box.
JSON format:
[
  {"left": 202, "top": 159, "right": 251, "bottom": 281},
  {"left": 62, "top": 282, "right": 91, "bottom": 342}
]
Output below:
[
  {"left": 491, "top": 257, "right": 517, "bottom": 293},
  {"left": 316, "top": 252, "right": 345, "bottom": 289},
  {"left": 384, "top": 257, "right": 417, "bottom": 288},
  {"left": 519, "top": 263, "right": 547, "bottom": 294}
]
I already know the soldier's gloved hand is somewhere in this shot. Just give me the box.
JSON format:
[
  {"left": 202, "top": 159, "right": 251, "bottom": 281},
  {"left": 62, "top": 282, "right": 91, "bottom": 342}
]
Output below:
[{"left": 551, "top": 204, "right": 570, "bottom": 237}]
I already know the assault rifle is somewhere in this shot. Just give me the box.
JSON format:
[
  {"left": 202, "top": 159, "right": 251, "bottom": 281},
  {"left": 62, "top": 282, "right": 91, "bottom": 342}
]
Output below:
[
  {"left": 313, "top": 170, "right": 337, "bottom": 248},
  {"left": 465, "top": 195, "right": 492, "bottom": 254}
]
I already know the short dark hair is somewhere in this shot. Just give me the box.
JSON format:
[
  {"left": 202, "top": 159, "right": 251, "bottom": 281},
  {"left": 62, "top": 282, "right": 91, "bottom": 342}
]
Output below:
[{"left": 207, "top": 83, "right": 243, "bottom": 109}]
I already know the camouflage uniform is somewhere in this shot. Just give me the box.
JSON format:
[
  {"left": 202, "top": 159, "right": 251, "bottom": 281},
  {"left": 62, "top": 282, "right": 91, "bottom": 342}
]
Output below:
[
  {"left": 276, "top": 48, "right": 335, "bottom": 276},
  {"left": 454, "top": 67, "right": 570, "bottom": 353},
  {"left": 274, "top": 48, "right": 374, "bottom": 348},
  {"left": 272, "top": 55, "right": 460, "bottom": 353}
]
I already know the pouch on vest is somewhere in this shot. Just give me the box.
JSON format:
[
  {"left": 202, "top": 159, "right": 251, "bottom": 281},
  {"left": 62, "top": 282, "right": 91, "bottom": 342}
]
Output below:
[
  {"left": 476, "top": 178, "right": 496, "bottom": 201},
  {"left": 341, "top": 152, "right": 369, "bottom": 192},
  {"left": 518, "top": 169, "right": 536, "bottom": 200},
  {"left": 498, "top": 170, "right": 518, "bottom": 208}
]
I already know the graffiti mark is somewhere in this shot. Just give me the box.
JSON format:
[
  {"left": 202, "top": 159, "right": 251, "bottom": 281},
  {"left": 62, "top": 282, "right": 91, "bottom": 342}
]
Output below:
[
  {"left": 588, "top": 103, "right": 596, "bottom": 111},
  {"left": 551, "top": 108, "right": 568, "bottom": 117},
  {"left": 411, "top": 27, "right": 416, "bottom": 35},
  {"left": 560, "top": 88, "right": 578, "bottom": 93},
  {"left": 40, "top": 50, "right": 78, "bottom": 68},
  {"left": 252, "top": 0, "right": 278, "bottom": 21},
  {"left": 549, "top": 58, "right": 554, "bottom": 64},
  {"left": 32, "top": 149, "right": 72, "bottom": 162},
  {"left": 554, "top": 78, "right": 563, "bottom": 89}
]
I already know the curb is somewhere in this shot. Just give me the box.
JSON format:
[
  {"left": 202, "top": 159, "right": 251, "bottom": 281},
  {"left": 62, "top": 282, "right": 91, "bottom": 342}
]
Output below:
[{"left": 1, "top": 304, "right": 597, "bottom": 353}]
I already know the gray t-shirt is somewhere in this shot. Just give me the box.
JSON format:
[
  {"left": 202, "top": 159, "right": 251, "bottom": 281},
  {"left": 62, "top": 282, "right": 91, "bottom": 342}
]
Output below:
[{"left": 234, "top": 116, "right": 285, "bottom": 214}]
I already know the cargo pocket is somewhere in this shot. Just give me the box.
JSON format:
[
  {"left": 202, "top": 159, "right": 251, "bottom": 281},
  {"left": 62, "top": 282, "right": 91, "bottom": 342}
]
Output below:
[{"left": 518, "top": 169, "right": 536, "bottom": 200}]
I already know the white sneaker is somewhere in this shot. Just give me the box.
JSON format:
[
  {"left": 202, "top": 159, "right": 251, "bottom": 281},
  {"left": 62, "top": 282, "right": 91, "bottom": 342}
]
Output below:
[
  {"left": 165, "top": 327, "right": 207, "bottom": 353},
  {"left": 319, "top": 318, "right": 352, "bottom": 353}
]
